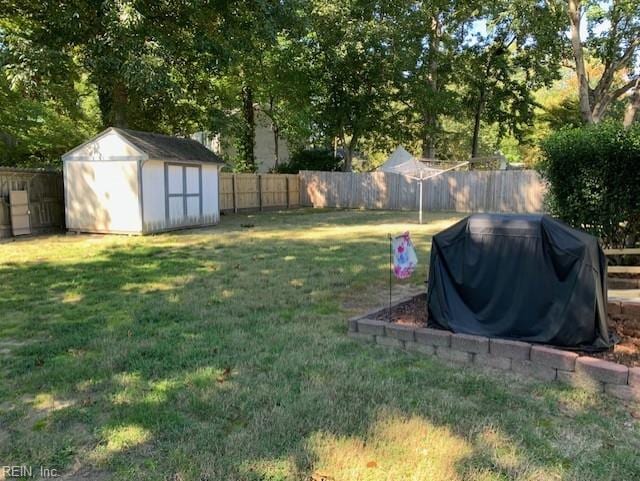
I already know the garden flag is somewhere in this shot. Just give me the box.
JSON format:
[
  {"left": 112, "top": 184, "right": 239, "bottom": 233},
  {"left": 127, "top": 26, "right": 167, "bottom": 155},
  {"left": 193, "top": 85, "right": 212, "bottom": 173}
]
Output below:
[{"left": 391, "top": 232, "right": 418, "bottom": 279}]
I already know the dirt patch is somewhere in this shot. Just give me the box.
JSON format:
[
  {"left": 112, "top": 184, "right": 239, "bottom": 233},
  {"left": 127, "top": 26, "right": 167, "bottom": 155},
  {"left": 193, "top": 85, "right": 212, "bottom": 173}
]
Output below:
[
  {"left": 20, "top": 394, "right": 77, "bottom": 427},
  {"left": 373, "top": 294, "right": 640, "bottom": 367},
  {"left": 591, "top": 316, "right": 640, "bottom": 367},
  {"left": 374, "top": 294, "right": 428, "bottom": 326}
]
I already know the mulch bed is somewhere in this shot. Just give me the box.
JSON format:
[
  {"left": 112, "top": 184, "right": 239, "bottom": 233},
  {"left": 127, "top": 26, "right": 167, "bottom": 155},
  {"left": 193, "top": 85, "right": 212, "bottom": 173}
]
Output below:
[{"left": 374, "top": 294, "right": 640, "bottom": 367}]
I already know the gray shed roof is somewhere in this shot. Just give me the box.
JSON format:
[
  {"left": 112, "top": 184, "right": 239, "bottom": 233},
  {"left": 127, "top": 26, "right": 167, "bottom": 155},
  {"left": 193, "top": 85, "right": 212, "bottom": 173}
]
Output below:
[{"left": 113, "top": 128, "right": 225, "bottom": 164}]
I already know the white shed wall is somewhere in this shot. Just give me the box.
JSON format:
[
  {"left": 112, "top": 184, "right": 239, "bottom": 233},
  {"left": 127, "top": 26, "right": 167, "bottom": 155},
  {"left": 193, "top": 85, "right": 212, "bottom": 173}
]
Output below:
[
  {"left": 64, "top": 160, "right": 142, "bottom": 233},
  {"left": 202, "top": 164, "right": 220, "bottom": 219},
  {"left": 64, "top": 130, "right": 144, "bottom": 161},
  {"left": 141, "top": 160, "right": 220, "bottom": 233}
]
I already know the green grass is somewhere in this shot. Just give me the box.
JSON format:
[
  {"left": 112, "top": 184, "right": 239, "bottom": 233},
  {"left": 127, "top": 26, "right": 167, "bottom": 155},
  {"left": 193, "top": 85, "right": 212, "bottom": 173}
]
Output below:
[{"left": 1, "top": 209, "right": 639, "bottom": 481}]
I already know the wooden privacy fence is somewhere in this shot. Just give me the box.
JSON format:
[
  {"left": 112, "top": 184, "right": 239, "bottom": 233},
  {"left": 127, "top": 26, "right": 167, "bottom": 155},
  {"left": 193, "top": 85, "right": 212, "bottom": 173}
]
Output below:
[
  {"left": 0, "top": 167, "right": 65, "bottom": 238},
  {"left": 219, "top": 173, "right": 300, "bottom": 212},
  {"left": 299, "top": 169, "right": 546, "bottom": 213}
]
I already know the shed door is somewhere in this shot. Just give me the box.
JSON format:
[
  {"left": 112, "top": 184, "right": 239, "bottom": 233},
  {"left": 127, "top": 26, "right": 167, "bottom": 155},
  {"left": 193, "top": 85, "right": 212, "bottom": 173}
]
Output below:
[
  {"left": 166, "top": 164, "right": 201, "bottom": 224},
  {"left": 9, "top": 190, "right": 31, "bottom": 236}
]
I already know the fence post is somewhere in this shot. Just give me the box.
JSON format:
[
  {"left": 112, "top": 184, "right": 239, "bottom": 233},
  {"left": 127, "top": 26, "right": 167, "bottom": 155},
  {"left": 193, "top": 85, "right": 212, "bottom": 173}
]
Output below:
[
  {"left": 285, "top": 176, "right": 290, "bottom": 208},
  {"left": 232, "top": 174, "right": 238, "bottom": 213},
  {"left": 258, "top": 174, "right": 263, "bottom": 211}
]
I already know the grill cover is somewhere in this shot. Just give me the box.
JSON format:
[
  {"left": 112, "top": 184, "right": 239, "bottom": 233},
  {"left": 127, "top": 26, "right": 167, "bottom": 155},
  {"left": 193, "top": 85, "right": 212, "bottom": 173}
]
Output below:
[{"left": 427, "top": 214, "right": 610, "bottom": 349}]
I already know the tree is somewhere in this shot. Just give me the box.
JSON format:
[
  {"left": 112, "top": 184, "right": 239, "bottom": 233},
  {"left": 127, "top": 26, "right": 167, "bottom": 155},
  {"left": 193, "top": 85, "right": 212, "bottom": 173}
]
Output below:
[
  {"left": 1, "top": 1, "right": 236, "bottom": 132},
  {"left": 204, "top": 0, "right": 306, "bottom": 171},
  {"left": 0, "top": 15, "right": 99, "bottom": 165},
  {"left": 567, "top": 0, "right": 640, "bottom": 124},
  {"left": 0, "top": 72, "right": 99, "bottom": 166},
  {"left": 461, "top": 0, "right": 565, "bottom": 157},
  {"left": 623, "top": 78, "right": 640, "bottom": 127},
  {"left": 298, "top": 0, "right": 396, "bottom": 171}
]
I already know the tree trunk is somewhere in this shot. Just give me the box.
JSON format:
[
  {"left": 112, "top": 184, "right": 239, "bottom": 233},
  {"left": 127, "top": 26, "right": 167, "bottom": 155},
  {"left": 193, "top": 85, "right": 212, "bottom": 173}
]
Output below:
[
  {"left": 342, "top": 147, "right": 352, "bottom": 172},
  {"left": 568, "top": 0, "right": 593, "bottom": 124},
  {"left": 471, "top": 89, "right": 485, "bottom": 158},
  {"left": 422, "top": 16, "right": 441, "bottom": 159},
  {"left": 98, "top": 82, "right": 129, "bottom": 128},
  {"left": 341, "top": 134, "right": 357, "bottom": 172},
  {"left": 623, "top": 83, "right": 640, "bottom": 128},
  {"left": 273, "top": 123, "right": 280, "bottom": 168},
  {"left": 421, "top": 114, "right": 437, "bottom": 159},
  {"left": 269, "top": 96, "right": 280, "bottom": 168},
  {"left": 267, "top": 95, "right": 280, "bottom": 169},
  {"left": 241, "top": 85, "right": 255, "bottom": 169}
]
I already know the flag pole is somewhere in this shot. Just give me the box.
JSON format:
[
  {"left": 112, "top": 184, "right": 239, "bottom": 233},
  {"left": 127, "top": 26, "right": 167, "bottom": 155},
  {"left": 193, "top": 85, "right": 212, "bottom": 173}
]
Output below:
[{"left": 389, "top": 234, "right": 392, "bottom": 322}]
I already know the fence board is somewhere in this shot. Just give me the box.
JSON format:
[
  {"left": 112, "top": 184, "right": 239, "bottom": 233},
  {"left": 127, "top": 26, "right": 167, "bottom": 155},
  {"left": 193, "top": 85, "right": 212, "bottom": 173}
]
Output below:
[
  {"left": 219, "top": 173, "right": 300, "bottom": 212},
  {"left": 0, "top": 167, "right": 65, "bottom": 238},
  {"left": 299, "top": 170, "right": 546, "bottom": 213}
]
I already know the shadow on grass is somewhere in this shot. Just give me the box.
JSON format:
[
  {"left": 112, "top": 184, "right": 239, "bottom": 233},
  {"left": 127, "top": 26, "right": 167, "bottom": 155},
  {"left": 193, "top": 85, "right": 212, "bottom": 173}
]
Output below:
[{"left": 0, "top": 211, "right": 638, "bottom": 480}]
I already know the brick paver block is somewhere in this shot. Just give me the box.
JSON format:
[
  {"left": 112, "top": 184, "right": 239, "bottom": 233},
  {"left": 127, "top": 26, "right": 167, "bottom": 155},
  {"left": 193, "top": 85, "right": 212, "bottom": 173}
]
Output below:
[
  {"left": 489, "top": 338, "right": 531, "bottom": 360},
  {"left": 621, "top": 301, "right": 640, "bottom": 318},
  {"left": 347, "top": 331, "right": 375, "bottom": 343},
  {"left": 604, "top": 384, "right": 640, "bottom": 402},
  {"left": 512, "top": 359, "right": 556, "bottom": 381},
  {"left": 404, "top": 341, "right": 435, "bottom": 357},
  {"left": 575, "top": 356, "right": 629, "bottom": 385},
  {"left": 530, "top": 345, "right": 578, "bottom": 370},
  {"left": 556, "top": 369, "right": 574, "bottom": 385},
  {"left": 357, "top": 319, "right": 387, "bottom": 336},
  {"left": 376, "top": 336, "right": 404, "bottom": 348},
  {"left": 450, "top": 333, "right": 489, "bottom": 354},
  {"left": 607, "top": 301, "right": 622, "bottom": 316},
  {"left": 629, "top": 367, "right": 640, "bottom": 387},
  {"left": 415, "top": 328, "right": 451, "bottom": 347},
  {"left": 386, "top": 324, "right": 416, "bottom": 342},
  {"left": 435, "top": 346, "right": 472, "bottom": 364},
  {"left": 474, "top": 353, "right": 512, "bottom": 371}
]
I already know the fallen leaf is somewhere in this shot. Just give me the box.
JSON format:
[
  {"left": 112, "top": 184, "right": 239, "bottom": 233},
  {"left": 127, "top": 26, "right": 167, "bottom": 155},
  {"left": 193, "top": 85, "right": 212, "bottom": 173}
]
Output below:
[{"left": 217, "top": 367, "right": 232, "bottom": 383}]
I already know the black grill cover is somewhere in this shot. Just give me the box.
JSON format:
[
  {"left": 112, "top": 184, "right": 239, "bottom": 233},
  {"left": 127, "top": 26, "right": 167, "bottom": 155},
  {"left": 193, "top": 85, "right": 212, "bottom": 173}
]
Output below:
[{"left": 427, "top": 214, "right": 610, "bottom": 349}]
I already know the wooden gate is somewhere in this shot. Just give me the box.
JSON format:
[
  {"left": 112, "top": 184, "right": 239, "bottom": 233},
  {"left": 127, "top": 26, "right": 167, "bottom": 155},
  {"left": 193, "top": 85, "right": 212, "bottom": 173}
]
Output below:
[{"left": 0, "top": 167, "right": 64, "bottom": 238}]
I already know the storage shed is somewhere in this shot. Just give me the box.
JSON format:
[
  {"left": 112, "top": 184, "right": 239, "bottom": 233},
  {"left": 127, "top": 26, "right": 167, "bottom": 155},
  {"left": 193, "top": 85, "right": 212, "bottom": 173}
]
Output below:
[{"left": 63, "top": 128, "right": 225, "bottom": 234}]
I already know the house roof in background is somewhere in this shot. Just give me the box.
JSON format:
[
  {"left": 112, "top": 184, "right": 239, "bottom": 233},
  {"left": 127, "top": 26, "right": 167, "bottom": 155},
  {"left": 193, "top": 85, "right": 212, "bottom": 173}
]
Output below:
[{"left": 114, "top": 128, "right": 225, "bottom": 164}]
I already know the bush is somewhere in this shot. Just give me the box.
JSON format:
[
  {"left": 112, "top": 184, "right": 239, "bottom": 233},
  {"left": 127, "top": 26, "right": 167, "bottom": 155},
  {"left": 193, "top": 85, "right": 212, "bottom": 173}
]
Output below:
[
  {"left": 538, "top": 122, "right": 640, "bottom": 248},
  {"left": 272, "top": 148, "right": 342, "bottom": 174}
]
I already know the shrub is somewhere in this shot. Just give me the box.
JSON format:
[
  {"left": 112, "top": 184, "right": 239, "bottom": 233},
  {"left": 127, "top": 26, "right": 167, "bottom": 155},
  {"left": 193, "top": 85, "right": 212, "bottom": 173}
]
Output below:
[
  {"left": 538, "top": 122, "right": 640, "bottom": 248},
  {"left": 272, "top": 148, "right": 342, "bottom": 174}
]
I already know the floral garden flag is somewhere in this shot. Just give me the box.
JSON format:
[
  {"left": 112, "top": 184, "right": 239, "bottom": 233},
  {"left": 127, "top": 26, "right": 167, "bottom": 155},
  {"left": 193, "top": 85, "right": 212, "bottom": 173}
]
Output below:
[{"left": 392, "top": 232, "right": 418, "bottom": 279}]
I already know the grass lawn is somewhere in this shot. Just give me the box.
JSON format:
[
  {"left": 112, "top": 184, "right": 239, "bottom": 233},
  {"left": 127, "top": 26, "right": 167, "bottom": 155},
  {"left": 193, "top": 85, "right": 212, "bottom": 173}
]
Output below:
[{"left": 1, "top": 209, "right": 639, "bottom": 481}]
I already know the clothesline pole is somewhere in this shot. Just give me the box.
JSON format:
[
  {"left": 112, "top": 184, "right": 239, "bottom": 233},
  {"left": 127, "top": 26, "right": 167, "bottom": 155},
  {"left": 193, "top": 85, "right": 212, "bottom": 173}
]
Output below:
[
  {"left": 405, "top": 162, "right": 469, "bottom": 225},
  {"left": 418, "top": 171, "right": 423, "bottom": 225}
]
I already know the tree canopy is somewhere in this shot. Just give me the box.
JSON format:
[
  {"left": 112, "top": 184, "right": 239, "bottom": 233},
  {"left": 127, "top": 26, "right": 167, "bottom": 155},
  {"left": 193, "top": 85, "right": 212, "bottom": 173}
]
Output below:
[{"left": 1, "top": 0, "right": 638, "bottom": 169}]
